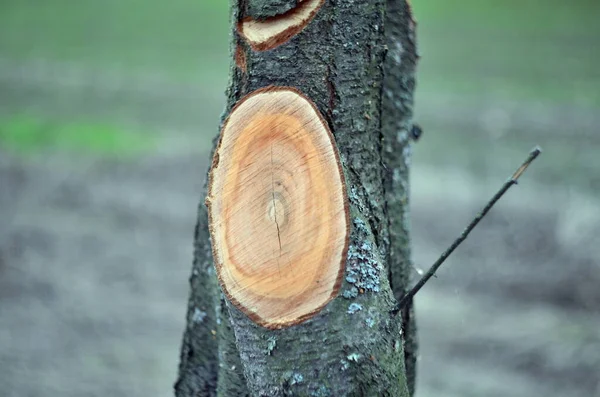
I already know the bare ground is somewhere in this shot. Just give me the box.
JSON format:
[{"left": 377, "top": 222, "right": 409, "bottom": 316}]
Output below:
[
  {"left": 1, "top": 61, "right": 599, "bottom": 396},
  {"left": 2, "top": 148, "right": 599, "bottom": 396}
]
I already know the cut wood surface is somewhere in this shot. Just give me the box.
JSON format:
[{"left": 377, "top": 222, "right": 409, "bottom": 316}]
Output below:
[
  {"left": 207, "top": 86, "right": 348, "bottom": 329},
  {"left": 238, "top": 0, "right": 323, "bottom": 51}
]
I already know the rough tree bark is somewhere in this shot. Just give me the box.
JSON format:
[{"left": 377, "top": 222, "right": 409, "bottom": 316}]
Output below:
[{"left": 175, "top": 0, "right": 418, "bottom": 395}]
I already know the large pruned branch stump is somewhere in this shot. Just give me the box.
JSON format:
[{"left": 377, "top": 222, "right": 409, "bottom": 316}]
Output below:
[
  {"left": 207, "top": 87, "right": 349, "bottom": 329},
  {"left": 176, "top": 0, "right": 418, "bottom": 395}
]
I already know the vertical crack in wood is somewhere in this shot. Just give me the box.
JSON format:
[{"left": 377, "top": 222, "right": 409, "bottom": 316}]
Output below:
[{"left": 270, "top": 144, "right": 283, "bottom": 256}]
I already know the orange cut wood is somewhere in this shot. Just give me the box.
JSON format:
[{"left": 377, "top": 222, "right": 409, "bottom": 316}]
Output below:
[
  {"left": 238, "top": 0, "right": 324, "bottom": 51},
  {"left": 207, "top": 86, "right": 349, "bottom": 329}
]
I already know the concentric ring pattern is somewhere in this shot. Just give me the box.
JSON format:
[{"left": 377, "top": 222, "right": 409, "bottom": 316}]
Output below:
[{"left": 207, "top": 86, "right": 349, "bottom": 329}]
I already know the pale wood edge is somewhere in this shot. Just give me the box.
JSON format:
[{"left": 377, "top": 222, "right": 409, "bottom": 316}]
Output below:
[{"left": 236, "top": 0, "right": 325, "bottom": 52}]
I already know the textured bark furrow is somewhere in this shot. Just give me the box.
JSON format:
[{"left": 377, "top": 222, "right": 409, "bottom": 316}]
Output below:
[
  {"left": 174, "top": 207, "right": 221, "bottom": 397},
  {"left": 382, "top": 0, "right": 417, "bottom": 298},
  {"left": 247, "top": 0, "right": 301, "bottom": 19},
  {"left": 216, "top": 297, "right": 251, "bottom": 396},
  {"left": 381, "top": 0, "right": 419, "bottom": 394}
]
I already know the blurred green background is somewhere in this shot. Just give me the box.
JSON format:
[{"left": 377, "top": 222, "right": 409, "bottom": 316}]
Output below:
[{"left": 1, "top": 1, "right": 598, "bottom": 396}]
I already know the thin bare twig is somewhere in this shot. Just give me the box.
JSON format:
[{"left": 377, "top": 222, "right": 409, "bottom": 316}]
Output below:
[{"left": 391, "top": 146, "right": 542, "bottom": 315}]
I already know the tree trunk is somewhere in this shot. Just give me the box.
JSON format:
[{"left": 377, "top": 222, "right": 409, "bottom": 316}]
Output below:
[{"left": 175, "top": 0, "right": 418, "bottom": 395}]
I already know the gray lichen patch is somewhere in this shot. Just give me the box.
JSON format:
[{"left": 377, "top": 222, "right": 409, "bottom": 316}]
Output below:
[
  {"left": 281, "top": 370, "right": 304, "bottom": 385},
  {"left": 192, "top": 308, "right": 208, "bottom": 324},
  {"left": 291, "top": 373, "right": 304, "bottom": 385},
  {"left": 340, "top": 359, "right": 350, "bottom": 371},
  {"left": 346, "top": 353, "right": 362, "bottom": 363},
  {"left": 364, "top": 305, "right": 379, "bottom": 328},
  {"left": 347, "top": 303, "right": 363, "bottom": 314},
  {"left": 265, "top": 336, "right": 277, "bottom": 355},
  {"left": 348, "top": 185, "right": 368, "bottom": 214},
  {"left": 344, "top": 217, "right": 383, "bottom": 294},
  {"left": 342, "top": 286, "right": 359, "bottom": 299}
]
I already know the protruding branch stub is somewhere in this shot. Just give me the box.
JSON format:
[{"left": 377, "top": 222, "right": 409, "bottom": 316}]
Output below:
[
  {"left": 207, "top": 86, "right": 349, "bottom": 329},
  {"left": 391, "top": 146, "right": 542, "bottom": 315},
  {"left": 238, "top": 0, "right": 324, "bottom": 51}
]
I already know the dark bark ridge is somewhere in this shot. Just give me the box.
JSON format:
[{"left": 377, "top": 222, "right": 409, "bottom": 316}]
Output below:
[
  {"left": 246, "top": 0, "right": 300, "bottom": 19},
  {"left": 174, "top": 206, "right": 220, "bottom": 396},
  {"left": 176, "top": 0, "right": 418, "bottom": 395},
  {"left": 381, "top": 0, "right": 419, "bottom": 394}
]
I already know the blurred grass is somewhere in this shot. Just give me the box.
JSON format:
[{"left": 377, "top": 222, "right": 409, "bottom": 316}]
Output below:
[
  {"left": 0, "top": 0, "right": 598, "bottom": 156},
  {"left": 413, "top": 0, "right": 600, "bottom": 36},
  {"left": 0, "top": 0, "right": 229, "bottom": 81},
  {"left": 1, "top": 0, "right": 598, "bottom": 104},
  {"left": 0, "top": 114, "right": 154, "bottom": 156},
  {"left": 412, "top": 0, "right": 600, "bottom": 106}
]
